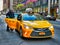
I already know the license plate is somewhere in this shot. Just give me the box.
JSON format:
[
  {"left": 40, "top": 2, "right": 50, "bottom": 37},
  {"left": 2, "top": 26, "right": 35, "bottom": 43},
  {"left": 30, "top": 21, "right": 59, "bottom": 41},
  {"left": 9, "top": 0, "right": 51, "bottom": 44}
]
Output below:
[{"left": 39, "top": 32, "right": 45, "bottom": 35}]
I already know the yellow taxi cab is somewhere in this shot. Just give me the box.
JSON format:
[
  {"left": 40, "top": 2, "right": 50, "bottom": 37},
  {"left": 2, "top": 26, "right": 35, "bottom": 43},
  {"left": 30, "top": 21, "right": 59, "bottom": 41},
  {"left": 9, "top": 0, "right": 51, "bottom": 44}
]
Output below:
[{"left": 5, "top": 14, "right": 54, "bottom": 38}]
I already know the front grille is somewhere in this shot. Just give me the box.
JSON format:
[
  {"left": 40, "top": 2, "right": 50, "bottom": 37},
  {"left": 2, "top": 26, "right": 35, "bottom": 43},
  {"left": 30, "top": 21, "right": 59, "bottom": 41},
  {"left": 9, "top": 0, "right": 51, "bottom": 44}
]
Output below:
[
  {"left": 30, "top": 28, "right": 52, "bottom": 36},
  {"left": 34, "top": 28, "right": 48, "bottom": 31}
]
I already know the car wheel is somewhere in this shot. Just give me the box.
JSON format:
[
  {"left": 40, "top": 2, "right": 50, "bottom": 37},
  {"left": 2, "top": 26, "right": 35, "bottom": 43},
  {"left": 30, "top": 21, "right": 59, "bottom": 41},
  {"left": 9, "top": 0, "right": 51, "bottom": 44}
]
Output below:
[
  {"left": 6, "top": 25, "right": 10, "bottom": 31},
  {"left": 20, "top": 29, "right": 23, "bottom": 37},
  {"left": 15, "top": 29, "right": 20, "bottom": 34},
  {"left": 10, "top": 28, "right": 13, "bottom": 31}
]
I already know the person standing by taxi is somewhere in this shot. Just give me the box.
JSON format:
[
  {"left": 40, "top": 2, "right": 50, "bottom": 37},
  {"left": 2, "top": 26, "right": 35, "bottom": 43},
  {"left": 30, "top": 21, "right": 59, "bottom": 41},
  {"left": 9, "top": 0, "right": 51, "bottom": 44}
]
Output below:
[
  {"left": 6, "top": 9, "right": 15, "bottom": 31},
  {"left": 6, "top": 9, "right": 15, "bottom": 18}
]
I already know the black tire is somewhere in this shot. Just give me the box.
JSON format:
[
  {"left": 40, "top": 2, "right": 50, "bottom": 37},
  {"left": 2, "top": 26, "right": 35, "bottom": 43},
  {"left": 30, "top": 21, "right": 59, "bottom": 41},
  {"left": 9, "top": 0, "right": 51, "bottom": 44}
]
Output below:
[
  {"left": 10, "top": 28, "right": 13, "bottom": 31},
  {"left": 20, "top": 29, "right": 25, "bottom": 39},
  {"left": 19, "top": 26, "right": 23, "bottom": 37},
  {"left": 15, "top": 29, "right": 20, "bottom": 34},
  {"left": 15, "top": 29, "right": 23, "bottom": 38},
  {"left": 6, "top": 25, "right": 10, "bottom": 31},
  {"left": 20, "top": 29, "right": 23, "bottom": 37}
]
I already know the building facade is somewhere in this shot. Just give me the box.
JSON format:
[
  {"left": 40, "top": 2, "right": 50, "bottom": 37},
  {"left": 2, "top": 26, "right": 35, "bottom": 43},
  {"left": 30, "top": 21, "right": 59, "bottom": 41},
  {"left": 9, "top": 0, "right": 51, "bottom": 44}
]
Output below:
[
  {"left": 3, "top": 0, "right": 10, "bottom": 10},
  {"left": 3, "top": 0, "right": 58, "bottom": 13}
]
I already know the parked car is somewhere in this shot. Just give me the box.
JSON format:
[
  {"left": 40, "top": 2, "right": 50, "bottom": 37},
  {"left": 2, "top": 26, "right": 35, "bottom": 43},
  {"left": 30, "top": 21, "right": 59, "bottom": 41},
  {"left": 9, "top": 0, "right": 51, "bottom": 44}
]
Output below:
[
  {"left": 39, "top": 12, "right": 56, "bottom": 21},
  {"left": 45, "top": 15, "right": 56, "bottom": 21}
]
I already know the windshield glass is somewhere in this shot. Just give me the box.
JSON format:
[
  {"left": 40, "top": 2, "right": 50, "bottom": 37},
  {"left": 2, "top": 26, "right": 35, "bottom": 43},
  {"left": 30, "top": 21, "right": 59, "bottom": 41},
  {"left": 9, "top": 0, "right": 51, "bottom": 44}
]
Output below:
[{"left": 22, "top": 15, "right": 44, "bottom": 21}]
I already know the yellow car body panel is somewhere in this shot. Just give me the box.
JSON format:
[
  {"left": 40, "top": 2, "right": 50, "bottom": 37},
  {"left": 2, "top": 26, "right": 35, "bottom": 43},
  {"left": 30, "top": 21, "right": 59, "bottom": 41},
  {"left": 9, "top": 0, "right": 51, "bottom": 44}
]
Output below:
[
  {"left": 5, "top": 18, "right": 54, "bottom": 38},
  {"left": 5, "top": 18, "right": 21, "bottom": 30},
  {"left": 5, "top": 18, "right": 18, "bottom": 29},
  {"left": 23, "top": 21, "right": 52, "bottom": 28}
]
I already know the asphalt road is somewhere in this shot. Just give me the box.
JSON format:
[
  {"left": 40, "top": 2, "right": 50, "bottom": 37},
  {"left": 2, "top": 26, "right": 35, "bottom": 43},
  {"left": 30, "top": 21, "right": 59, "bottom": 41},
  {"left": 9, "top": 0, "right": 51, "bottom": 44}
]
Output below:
[{"left": 0, "top": 15, "right": 60, "bottom": 45}]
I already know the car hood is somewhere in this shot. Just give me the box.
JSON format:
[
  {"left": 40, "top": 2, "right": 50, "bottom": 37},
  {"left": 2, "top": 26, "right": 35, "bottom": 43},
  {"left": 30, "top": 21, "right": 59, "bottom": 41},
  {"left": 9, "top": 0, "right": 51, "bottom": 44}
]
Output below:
[{"left": 23, "top": 21, "right": 52, "bottom": 28}]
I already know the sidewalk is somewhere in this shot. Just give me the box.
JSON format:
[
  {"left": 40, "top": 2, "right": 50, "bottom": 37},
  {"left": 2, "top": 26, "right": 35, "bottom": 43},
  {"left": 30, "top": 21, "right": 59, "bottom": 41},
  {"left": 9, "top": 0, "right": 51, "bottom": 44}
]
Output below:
[{"left": 0, "top": 15, "right": 6, "bottom": 24}]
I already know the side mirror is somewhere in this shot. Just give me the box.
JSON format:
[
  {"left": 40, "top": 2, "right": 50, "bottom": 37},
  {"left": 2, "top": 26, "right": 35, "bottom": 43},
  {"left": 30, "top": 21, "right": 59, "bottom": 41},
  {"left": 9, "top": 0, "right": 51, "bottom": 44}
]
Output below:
[
  {"left": 6, "top": 16, "right": 9, "bottom": 18},
  {"left": 17, "top": 14, "right": 22, "bottom": 21}
]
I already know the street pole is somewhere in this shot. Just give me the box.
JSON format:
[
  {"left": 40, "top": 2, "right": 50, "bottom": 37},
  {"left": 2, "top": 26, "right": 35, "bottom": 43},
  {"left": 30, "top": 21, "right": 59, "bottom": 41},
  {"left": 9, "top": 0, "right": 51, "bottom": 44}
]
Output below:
[
  {"left": 10, "top": 0, "right": 13, "bottom": 10},
  {"left": 48, "top": 0, "right": 50, "bottom": 15},
  {"left": 59, "top": 0, "right": 60, "bottom": 15},
  {"left": 52, "top": 0, "right": 53, "bottom": 5},
  {"left": 40, "top": 0, "right": 43, "bottom": 13},
  {"left": 55, "top": 0, "right": 57, "bottom": 4},
  {"left": 43, "top": 0, "right": 46, "bottom": 12}
]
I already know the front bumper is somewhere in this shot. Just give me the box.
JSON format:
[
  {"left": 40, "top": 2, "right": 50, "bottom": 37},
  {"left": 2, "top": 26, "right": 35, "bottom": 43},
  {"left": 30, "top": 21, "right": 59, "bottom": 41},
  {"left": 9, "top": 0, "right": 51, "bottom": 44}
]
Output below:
[
  {"left": 23, "top": 28, "right": 53, "bottom": 38},
  {"left": 30, "top": 35, "right": 52, "bottom": 38},
  {"left": 30, "top": 28, "right": 52, "bottom": 38}
]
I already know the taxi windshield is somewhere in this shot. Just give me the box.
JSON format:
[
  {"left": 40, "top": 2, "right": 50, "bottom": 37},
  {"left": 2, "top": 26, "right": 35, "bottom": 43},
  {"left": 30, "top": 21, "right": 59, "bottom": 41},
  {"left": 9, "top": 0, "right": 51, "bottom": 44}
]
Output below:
[{"left": 22, "top": 15, "right": 44, "bottom": 21}]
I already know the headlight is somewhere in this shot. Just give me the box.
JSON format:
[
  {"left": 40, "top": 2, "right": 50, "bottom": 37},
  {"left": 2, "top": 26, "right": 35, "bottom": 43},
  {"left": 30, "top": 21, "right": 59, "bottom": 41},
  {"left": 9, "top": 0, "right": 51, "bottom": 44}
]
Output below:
[
  {"left": 25, "top": 26, "right": 30, "bottom": 29},
  {"left": 24, "top": 25, "right": 31, "bottom": 29},
  {"left": 49, "top": 26, "right": 54, "bottom": 30}
]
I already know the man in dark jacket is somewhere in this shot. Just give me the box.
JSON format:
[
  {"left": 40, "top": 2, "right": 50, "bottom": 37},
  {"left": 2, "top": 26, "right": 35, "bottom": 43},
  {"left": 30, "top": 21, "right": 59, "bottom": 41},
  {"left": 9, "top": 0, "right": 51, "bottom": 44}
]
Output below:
[
  {"left": 6, "top": 9, "right": 15, "bottom": 31},
  {"left": 6, "top": 9, "right": 15, "bottom": 18}
]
